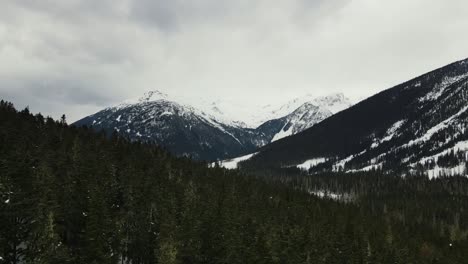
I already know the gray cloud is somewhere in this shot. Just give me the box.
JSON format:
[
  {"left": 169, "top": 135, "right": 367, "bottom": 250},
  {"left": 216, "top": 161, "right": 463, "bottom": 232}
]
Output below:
[{"left": 0, "top": 0, "right": 467, "bottom": 122}]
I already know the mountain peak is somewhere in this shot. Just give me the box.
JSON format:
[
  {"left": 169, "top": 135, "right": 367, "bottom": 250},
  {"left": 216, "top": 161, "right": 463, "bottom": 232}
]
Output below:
[
  {"left": 139, "top": 90, "right": 169, "bottom": 103},
  {"left": 312, "top": 93, "right": 352, "bottom": 114},
  {"left": 314, "top": 93, "right": 346, "bottom": 102}
]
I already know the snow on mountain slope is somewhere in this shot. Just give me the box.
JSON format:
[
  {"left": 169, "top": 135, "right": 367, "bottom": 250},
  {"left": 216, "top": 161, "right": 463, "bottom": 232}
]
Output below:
[
  {"left": 296, "top": 158, "right": 327, "bottom": 170},
  {"left": 124, "top": 90, "right": 351, "bottom": 129},
  {"left": 75, "top": 90, "right": 352, "bottom": 161},
  {"left": 213, "top": 94, "right": 352, "bottom": 167},
  {"left": 250, "top": 93, "right": 351, "bottom": 128},
  {"left": 312, "top": 93, "right": 353, "bottom": 115},
  {"left": 213, "top": 152, "right": 259, "bottom": 169},
  {"left": 254, "top": 94, "right": 352, "bottom": 143},
  {"left": 74, "top": 97, "right": 266, "bottom": 161},
  {"left": 118, "top": 90, "right": 249, "bottom": 128},
  {"left": 242, "top": 57, "right": 468, "bottom": 177},
  {"left": 270, "top": 103, "right": 334, "bottom": 142},
  {"left": 273, "top": 94, "right": 352, "bottom": 142}
]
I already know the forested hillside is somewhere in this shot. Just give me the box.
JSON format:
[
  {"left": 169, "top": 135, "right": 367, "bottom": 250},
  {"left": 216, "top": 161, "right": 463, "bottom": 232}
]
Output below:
[
  {"left": 1, "top": 100, "right": 468, "bottom": 264},
  {"left": 243, "top": 58, "right": 468, "bottom": 175}
]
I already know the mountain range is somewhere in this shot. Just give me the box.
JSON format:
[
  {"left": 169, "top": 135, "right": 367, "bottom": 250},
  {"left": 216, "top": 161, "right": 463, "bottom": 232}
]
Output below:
[
  {"left": 74, "top": 91, "right": 352, "bottom": 161},
  {"left": 74, "top": 58, "right": 468, "bottom": 178}
]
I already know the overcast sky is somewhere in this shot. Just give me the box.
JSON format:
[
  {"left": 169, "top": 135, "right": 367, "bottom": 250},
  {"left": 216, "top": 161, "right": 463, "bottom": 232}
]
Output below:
[{"left": 1, "top": 0, "right": 468, "bottom": 122}]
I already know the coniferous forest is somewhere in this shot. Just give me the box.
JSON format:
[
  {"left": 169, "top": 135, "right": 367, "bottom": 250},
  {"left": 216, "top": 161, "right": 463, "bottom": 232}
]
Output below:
[{"left": 1, "top": 100, "right": 468, "bottom": 264}]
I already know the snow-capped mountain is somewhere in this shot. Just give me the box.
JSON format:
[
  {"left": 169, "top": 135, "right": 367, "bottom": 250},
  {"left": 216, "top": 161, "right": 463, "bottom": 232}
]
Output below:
[
  {"left": 241, "top": 58, "right": 468, "bottom": 178},
  {"left": 74, "top": 91, "right": 352, "bottom": 161},
  {"left": 258, "top": 96, "right": 351, "bottom": 142},
  {"left": 247, "top": 93, "right": 351, "bottom": 128},
  {"left": 74, "top": 95, "right": 265, "bottom": 161}
]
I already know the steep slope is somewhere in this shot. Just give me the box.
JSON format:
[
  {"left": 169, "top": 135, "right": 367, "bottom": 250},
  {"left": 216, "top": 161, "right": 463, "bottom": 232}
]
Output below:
[
  {"left": 253, "top": 93, "right": 351, "bottom": 128},
  {"left": 243, "top": 58, "right": 468, "bottom": 177},
  {"left": 259, "top": 102, "right": 334, "bottom": 142},
  {"left": 257, "top": 93, "right": 352, "bottom": 142},
  {"left": 74, "top": 91, "right": 352, "bottom": 161}
]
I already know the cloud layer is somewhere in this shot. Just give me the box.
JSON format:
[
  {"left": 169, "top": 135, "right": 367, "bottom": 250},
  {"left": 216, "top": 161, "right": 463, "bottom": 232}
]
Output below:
[{"left": 1, "top": 0, "right": 467, "bottom": 121}]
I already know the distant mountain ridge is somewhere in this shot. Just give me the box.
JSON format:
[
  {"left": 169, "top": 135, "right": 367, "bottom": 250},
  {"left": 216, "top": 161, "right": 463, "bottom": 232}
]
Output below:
[
  {"left": 240, "top": 58, "right": 468, "bottom": 178},
  {"left": 74, "top": 91, "right": 352, "bottom": 161}
]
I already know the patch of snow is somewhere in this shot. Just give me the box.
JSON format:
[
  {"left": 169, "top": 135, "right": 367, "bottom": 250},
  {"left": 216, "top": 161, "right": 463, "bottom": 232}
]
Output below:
[
  {"left": 401, "top": 155, "right": 414, "bottom": 164},
  {"left": 347, "top": 162, "right": 383, "bottom": 173},
  {"left": 382, "top": 120, "right": 405, "bottom": 142},
  {"left": 160, "top": 111, "right": 173, "bottom": 117},
  {"left": 4, "top": 198, "right": 10, "bottom": 204},
  {"left": 216, "top": 153, "right": 258, "bottom": 169},
  {"left": 371, "top": 120, "right": 405, "bottom": 149},
  {"left": 332, "top": 149, "right": 367, "bottom": 171},
  {"left": 426, "top": 164, "right": 467, "bottom": 179},
  {"left": 116, "top": 115, "right": 122, "bottom": 122},
  {"left": 310, "top": 190, "right": 342, "bottom": 200},
  {"left": 308, "top": 189, "right": 353, "bottom": 202},
  {"left": 333, "top": 155, "right": 354, "bottom": 171},
  {"left": 271, "top": 125, "right": 294, "bottom": 142},
  {"left": 403, "top": 105, "right": 468, "bottom": 148},
  {"left": 411, "top": 140, "right": 468, "bottom": 166},
  {"left": 420, "top": 73, "right": 468, "bottom": 102},
  {"left": 297, "top": 158, "right": 327, "bottom": 170}
]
